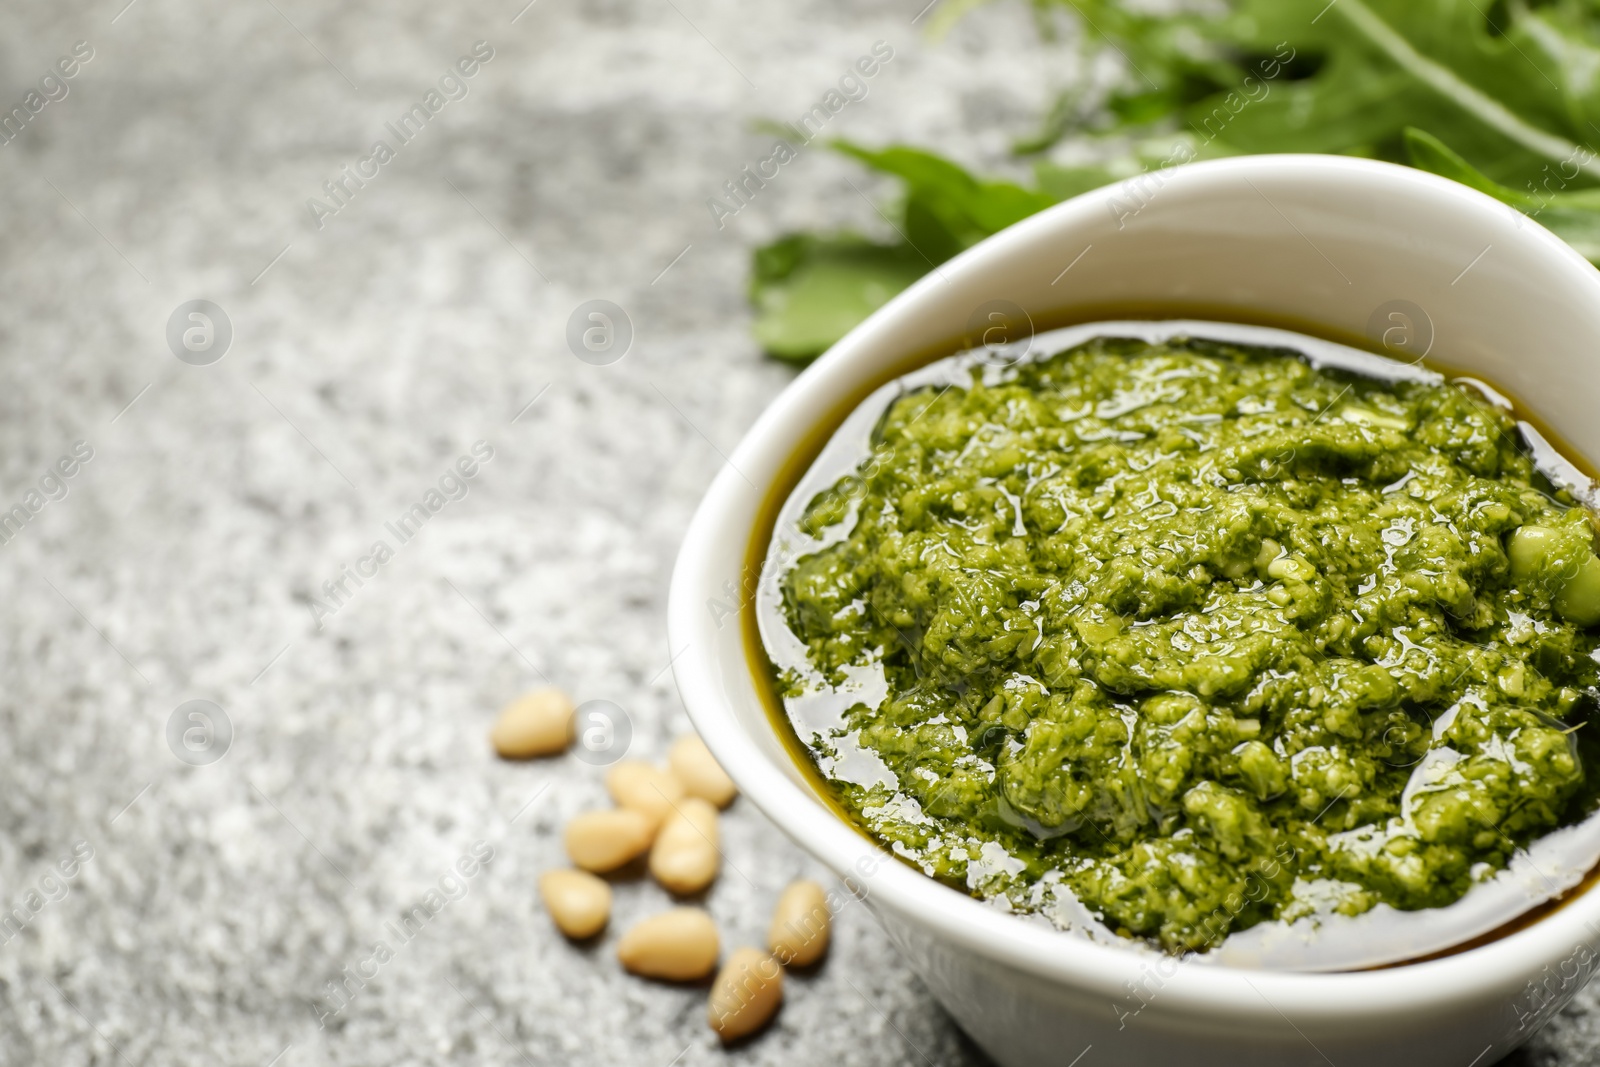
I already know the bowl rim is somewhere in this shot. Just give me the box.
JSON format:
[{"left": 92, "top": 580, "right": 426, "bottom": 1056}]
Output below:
[{"left": 669, "top": 152, "right": 1600, "bottom": 1023}]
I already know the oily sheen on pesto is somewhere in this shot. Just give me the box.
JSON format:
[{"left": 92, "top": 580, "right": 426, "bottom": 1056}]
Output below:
[{"left": 759, "top": 324, "right": 1600, "bottom": 963}]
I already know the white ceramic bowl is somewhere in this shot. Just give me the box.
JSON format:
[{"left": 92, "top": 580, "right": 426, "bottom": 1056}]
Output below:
[{"left": 668, "top": 154, "right": 1600, "bottom": 1066}]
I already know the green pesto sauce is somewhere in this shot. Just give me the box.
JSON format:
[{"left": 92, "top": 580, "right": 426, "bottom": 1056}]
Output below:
[{"left": 776, "top": 336, "right": 1600, "bottom": 954}]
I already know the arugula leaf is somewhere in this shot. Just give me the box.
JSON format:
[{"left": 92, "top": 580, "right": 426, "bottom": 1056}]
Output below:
[
  {"left": 750, "top": 142, "right": 1095, "bottom": 363},
  {"left": 1402, "top": 126, "right": 1539, "bottom": 207},
  {"left": 1404, "top": 126, "right": 1600, "bottom": 260},
  {"left": 751, "top": 235, "right": 929, "bottom": 364},
  {"left": 1044, "top": 0, "right": 1600, "bottom": 184},
  {"left": 836, "top": 143, "right": 1059, "bottom": 242}
]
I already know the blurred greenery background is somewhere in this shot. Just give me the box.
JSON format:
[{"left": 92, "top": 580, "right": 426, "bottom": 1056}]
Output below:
[{"left": 752, "top": 0, "right": 1600, "bottom": 362}]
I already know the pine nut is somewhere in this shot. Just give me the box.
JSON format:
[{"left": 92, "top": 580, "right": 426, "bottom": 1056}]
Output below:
[
  {"left": 708, "top": 947, "right": 783, "bottom": 1041},
  {"left": 605, "top": 760, "right": 685, "bottom": 829},
  {"left": 565, "top": 809, "right": 655, "bottom": 872},
  {"left": 539, "top": 869, "right": 611, "bottom": 940},
  {"left": 649, "top": 797, "right": 719, "bottom": 895},
  {"left": 490, "top": 688, "right": 574, "bottom": 759},
  {"left": 617, "top": 908, "right": 720, "bottom": 981},
  {"left": 669, "top": 735, "right": 738, "bottom": 808},
  {"left": 768, "top": 880, "right": 831, "bottom": 966}
]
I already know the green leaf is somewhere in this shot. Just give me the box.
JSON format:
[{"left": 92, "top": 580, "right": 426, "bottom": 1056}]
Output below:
[
  {"left": 1405, "top": 126, "right": 1600, "bottom": 260},
  {"left": 749, "top": 145, "right": 1073, "bottom": 363},
  {"left": 833, "top": 141, "right": 1059, "bottom": 251},
  {"left": 1031, "top": 162, "right": 1121, "bottom": 200},
  {"left": 750, "top": 235, "right": 930, "bottom": 364},
  {"left": 1403, "top": 126, "right": 1538, "bottom": 206},
  {"left": 1029, "top": 0, "right": 1600, "bottom": 271},
  {"left": 1027, "top": 0, "right": 1600, "bottom": 184},
  {"left": 1530, "top": 205, "right": 1600, "bottom": 261}
]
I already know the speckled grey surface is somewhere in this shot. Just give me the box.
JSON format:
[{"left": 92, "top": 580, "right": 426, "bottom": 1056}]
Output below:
[{"left": 0, "top": 1, "right": 1596, "bottom": 1064}]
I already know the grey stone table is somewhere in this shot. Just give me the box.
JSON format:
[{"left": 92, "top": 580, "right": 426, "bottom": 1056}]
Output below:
[{"left": 0, "top": 1, "right": 1595, "bottom": 1064}]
